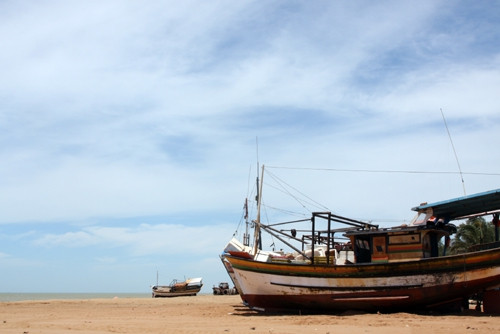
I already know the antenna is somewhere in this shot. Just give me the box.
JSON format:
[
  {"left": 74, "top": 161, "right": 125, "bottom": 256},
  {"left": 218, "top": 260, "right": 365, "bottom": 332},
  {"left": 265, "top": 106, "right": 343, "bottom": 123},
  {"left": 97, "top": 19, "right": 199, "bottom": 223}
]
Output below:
[
  {"left": 440, "top": 108, "right": 466, "bottom": 195},
  {"left": 255, "top": 136, "right": 260, "bottom": 206},
  {"left": 256, "top": 136, "right": 259, "bottom": 172}
]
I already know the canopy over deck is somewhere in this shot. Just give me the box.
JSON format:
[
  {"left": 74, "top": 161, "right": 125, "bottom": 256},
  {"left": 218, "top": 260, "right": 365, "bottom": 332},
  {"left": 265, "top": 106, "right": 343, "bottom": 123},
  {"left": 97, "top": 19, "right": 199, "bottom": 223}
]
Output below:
[{"left": 412, "top": 188, "right": 500, "bottom": 220}]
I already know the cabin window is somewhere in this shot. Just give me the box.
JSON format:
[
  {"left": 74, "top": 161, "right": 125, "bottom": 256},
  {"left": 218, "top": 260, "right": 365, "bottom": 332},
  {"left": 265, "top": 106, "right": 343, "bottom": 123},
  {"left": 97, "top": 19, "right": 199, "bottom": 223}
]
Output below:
[{"left": 354, "top": 236, "right": 371, "bottom": 263}]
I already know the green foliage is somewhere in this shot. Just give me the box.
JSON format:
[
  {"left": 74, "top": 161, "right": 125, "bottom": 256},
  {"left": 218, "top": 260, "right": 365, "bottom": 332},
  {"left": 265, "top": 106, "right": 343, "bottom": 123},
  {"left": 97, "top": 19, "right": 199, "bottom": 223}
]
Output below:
[{"left": 449, "top": 217, "right": 496, "bottom": 255}]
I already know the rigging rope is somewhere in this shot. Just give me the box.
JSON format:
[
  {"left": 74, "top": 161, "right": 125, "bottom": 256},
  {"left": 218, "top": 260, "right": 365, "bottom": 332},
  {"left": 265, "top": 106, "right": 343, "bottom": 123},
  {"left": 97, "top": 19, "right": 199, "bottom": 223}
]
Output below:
[
  {"left": 265, "top": 169, "right": 331, "bottom": 212},
  {"left": 266, "top": 165, "right": 500, "bottom": 176},
  {"left": 440, "top": 108, "right": 467, "bottom": 195}
]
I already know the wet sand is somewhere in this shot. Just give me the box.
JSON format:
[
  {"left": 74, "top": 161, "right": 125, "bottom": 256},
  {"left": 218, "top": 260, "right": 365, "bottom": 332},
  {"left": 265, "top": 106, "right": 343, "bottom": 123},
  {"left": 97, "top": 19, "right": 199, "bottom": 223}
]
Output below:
[{"left": 1, "top": 295, "right": 499, "bottom": 333}]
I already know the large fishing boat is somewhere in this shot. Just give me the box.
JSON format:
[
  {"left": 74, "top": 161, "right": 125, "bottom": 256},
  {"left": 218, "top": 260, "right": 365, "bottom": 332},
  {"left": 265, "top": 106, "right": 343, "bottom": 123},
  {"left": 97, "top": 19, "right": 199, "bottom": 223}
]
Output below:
[{"left": 222, "top": 167, "right": 500, "bottom": 312}]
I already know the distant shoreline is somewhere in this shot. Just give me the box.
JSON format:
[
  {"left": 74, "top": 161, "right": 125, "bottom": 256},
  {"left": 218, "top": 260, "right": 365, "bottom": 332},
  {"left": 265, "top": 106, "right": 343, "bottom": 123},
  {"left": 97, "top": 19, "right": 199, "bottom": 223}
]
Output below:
[
  {"left": 0, "top": 292, "right": 217, "bottom": 302},
  {"left": 0, "top": 292, "right": 150, "bottom": 302}
]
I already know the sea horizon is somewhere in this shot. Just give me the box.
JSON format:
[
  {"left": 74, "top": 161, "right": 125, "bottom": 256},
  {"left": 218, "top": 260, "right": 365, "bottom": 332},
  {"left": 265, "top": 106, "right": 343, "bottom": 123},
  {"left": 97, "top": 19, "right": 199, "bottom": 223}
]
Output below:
[
  {"left": 0, "top": 292, "right": 213, "bottom": 302},
  {"left": 0, "top": 292, "right": 151, "bottom": 302}
]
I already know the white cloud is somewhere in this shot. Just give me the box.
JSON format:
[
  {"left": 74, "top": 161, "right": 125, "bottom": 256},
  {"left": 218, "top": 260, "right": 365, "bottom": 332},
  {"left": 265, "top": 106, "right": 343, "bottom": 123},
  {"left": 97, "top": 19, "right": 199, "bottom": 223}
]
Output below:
[
  {"left": 35, "top": 230, "right": 98, "bottom": 248},
  {"left": 34, "top": 222, "right": 236, "bottom": 257}
]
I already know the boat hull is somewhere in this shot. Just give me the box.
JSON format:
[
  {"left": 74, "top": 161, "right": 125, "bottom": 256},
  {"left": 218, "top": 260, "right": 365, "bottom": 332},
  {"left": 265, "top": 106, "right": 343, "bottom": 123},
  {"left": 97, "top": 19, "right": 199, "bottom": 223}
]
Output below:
[
  {"left": 225, "top": 247, "right": 500, "bottom": 312},
  {"left": 151, "top": 277, "right": 203, "bottom": 298},
  {"left": 221, "top": 257, "right": 243, "bottom": 297},
  {"left": 152, "top": 289, "right": 201, "bottom": 298}
]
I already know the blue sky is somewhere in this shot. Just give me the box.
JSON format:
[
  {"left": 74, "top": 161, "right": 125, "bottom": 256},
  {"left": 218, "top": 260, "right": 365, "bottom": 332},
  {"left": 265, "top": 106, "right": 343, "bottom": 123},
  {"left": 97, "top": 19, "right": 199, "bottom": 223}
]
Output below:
[{"left": 1, "top": 1, "right": 500, "bottom": 293}]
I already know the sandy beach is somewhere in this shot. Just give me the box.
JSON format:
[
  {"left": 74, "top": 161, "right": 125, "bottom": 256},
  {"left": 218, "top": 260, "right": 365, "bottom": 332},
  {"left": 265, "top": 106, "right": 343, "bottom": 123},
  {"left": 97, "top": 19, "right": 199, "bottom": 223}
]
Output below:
[{"left": 1, "top": 295, "right": 500, "bottom": 334}]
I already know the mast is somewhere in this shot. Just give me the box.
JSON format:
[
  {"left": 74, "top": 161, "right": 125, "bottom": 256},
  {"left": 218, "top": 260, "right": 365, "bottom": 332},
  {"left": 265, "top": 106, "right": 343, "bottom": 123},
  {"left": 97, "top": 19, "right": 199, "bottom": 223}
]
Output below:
[
  {"left": 243, "top": 198, "right": 250, "bottom": 246},
  {"left": 253, "top": 164, "right": 265, "bottom": 255}
]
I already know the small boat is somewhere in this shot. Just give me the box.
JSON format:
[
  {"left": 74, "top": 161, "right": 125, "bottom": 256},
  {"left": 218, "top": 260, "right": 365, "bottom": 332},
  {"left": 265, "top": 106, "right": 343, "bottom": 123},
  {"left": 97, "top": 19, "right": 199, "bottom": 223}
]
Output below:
[
  {"left": 152, "top": 277, "right": 203, "bottom": 298},
  {"left": 222, "top": 166, "right": 500, "bottom": 312}
]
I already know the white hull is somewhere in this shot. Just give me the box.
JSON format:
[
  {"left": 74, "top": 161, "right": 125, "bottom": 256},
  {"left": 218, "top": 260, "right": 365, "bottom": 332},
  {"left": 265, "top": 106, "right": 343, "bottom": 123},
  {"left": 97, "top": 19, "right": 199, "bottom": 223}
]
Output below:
[
  {"left": 233, "top": 265, "right": 500, "bottom": 296},
  {"left": 226, "top": 247, "right": 500, "bottom": 312}
]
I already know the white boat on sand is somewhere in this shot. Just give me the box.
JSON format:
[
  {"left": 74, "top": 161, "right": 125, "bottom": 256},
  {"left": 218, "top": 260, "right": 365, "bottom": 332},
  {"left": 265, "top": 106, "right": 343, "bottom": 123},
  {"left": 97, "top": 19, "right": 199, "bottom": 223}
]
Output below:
[{"left": 152, "top": 277, "right": 203, "bottom": 298}]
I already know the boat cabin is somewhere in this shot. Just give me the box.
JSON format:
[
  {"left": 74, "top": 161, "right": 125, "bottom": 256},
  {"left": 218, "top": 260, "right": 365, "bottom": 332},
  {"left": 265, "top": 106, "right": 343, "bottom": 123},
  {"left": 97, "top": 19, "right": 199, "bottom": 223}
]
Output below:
[
  {"left": 260, "top": 189, "right": 500, "bottom": 266},
  {"left": 334, "top": 189, "right": 500, "bottom": 264},
  {"left": 302, "top": 212, "right": 454, "bottom": 265},
  {"left": 344, "top": 219, "right": 456, "bottom": 263}
]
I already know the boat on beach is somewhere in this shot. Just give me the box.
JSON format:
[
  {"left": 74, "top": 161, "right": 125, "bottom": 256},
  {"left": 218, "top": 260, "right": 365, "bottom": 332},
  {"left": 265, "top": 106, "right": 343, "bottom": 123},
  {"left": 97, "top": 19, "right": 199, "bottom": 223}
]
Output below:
[
  {"left": 151, "top": 277, "right": 203, "bottom": 298},
  {"left": 222, "top": 166, "right": 500, "bottom": 312}
]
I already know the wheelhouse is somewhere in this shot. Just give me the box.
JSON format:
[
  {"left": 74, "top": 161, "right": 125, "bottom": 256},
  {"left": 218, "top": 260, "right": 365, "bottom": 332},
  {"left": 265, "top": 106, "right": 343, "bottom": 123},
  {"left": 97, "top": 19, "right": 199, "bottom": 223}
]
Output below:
[{"left": 344, "top": 221, "right": 456, "bottom": 263}]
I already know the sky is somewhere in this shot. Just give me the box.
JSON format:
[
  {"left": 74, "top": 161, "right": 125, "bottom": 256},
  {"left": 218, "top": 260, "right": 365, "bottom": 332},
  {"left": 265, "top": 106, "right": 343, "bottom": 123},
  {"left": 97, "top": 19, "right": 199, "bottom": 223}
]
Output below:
[{"left": 1, "top": 1, "right": 500, "bottom": 294}]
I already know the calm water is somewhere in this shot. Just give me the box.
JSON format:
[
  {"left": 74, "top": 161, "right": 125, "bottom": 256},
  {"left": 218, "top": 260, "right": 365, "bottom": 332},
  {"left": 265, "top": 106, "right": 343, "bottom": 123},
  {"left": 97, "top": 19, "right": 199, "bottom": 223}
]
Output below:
[{"left": 0, "top": 293, "right": 151, "bottom": 302}]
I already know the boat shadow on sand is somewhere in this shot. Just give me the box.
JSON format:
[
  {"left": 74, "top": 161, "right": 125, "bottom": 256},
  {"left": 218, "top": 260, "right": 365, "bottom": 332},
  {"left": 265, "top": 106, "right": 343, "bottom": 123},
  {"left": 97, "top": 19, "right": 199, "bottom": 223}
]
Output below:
[{"left": 229, "top": 304, "right": 496, "bottom": 317}]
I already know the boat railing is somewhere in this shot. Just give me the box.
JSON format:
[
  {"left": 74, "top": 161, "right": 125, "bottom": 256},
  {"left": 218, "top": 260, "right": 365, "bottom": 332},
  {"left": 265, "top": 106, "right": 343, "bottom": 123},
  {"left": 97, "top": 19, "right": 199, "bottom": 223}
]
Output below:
[
  {"left": 257, "top": 212, "right": 373, "bottom": 265},
  {"left": 309, "top": 212, "right": 376, "bottom": 265},
  {"left": 468, "top": 241, "right": 500, "bottom": 252}
]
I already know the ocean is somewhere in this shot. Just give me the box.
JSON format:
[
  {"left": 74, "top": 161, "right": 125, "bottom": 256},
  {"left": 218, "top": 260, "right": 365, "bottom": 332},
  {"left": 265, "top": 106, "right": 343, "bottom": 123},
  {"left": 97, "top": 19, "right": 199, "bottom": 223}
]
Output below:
[{"left": 0, "top": 292, "right": 151, "bottom": 302}]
